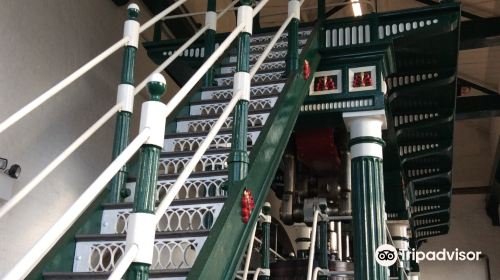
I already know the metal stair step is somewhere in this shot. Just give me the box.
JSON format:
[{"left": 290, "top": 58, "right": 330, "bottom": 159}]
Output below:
[
  {"left": 189, "top": 95, "right": 278, "bottom": 117},
  {"left": 165, "top": 125, "right": 264, "bottom": 139},
  {"left": 100, "top": 202, "right": 224, "bottom": 234},
  {"left": 163, "top": 130, "right": 260, "bottom": 153},
  {"left": 43, "top": 270, "right": 189, "bottom": 280},
  {"left": 175, "top": 111, "right": 270, "bottom": 133},
  {"left": 72, "top": 232, "right": 208, "bottom": 273},
  {"left": 214, "top": 69, "right": 285, "bottom": 86},
  {"left": 200, "top": 80, "right": 285, "bottom": 100}
]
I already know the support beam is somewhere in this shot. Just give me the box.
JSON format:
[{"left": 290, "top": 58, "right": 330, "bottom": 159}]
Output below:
[
  {"left": 414, "top": 0, "right": 483, "bottom": 19},
  {"left": 455, "top": 95, "right": 500, "bottom": 120},
  {"left": 460, "top": 17, "right": 500, "bottom": 50},
  {"left": 324, "top": 0, "right": 348, "bottom": 19},
  {"left": 457, "top": 77, "right": 498, "bottom": 96}
]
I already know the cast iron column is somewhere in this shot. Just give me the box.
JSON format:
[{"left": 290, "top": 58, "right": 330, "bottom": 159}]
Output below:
[
  {"left": 109, "top": 4, "right": 140, "bottom": 202},
  {"left": 228, "top": 0, "right": 253, "bottom": 189},
  {"left": 343, "top": 110, "right": 388, "bottom": 280},
  {"left": 318, "top": 205, "right": 329, "bottom": 280}
]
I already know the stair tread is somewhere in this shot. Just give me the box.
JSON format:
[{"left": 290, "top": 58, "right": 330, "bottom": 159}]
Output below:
[
  {"left": 75, "top": 230, "right": 211, "bottom": 241},
  {"left": 189, "top": 92, "right": 279, "bottom": 106},
  {"left": 219, "top": 57, "right": 287, "bottom": 68},
  {"left": 201, "top": 78, "right": 287, "bottom": 91},
  {"left": 215, "top": 68, "right": 285, "bottom": 79},
  {"left": 176, "top": 108, "right": 272, "bottom": 122},
  {"left": 44, "top": 268, "right": 190, "bottom": 278},
  {"left": 164, "top": 125, "right": 264, "bottom": 139},
  {"left": 102, "top": 197, "right": 226, "bottom": 210}
]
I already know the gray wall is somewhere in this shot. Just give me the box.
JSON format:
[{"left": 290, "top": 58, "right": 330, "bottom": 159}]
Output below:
[
  {"left": 420, "top": 194, "right": 500, "bottom": 280},
  {"left": 0, "top": 0, "right": 178, "bottom": 275}
]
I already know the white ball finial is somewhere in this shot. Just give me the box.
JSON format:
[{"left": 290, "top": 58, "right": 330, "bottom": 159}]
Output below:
[{"left": 149, "top": 72, "right": 166, "bottom": 85}]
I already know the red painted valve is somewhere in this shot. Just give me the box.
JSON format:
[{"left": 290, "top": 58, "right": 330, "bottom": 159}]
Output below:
[
  {"left": 303, "top": 60, "right": 310, "bottom": 80},
  {"left": 241, "top": 188, "right": 255, "bottom": 224}
]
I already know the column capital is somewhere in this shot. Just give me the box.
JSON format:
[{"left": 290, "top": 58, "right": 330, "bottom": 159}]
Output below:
[{"left": 343, "top": 109, "right": 387, "bottom": 138}]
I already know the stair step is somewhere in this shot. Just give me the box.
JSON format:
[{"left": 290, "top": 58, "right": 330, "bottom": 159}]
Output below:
[
  {"left": 177, "top": 108, "right": 272, "bottom": 122},
  {"left": 175, "top": 112, "right": 270, "bottom": 133},
  {"left": 164, "top": 130, "right": 260, "bottom": 153},
  {"left": 126, "top": 175, "right": 228, "bottom": 203},
  {"left": 220, "top": 59, "right": 286, "bottom": 74},
  {"left": 189, "top": 95, "right": 278, "bottom": 116},
  {"left": 249, "top": 28, "right": 312, "bottom": 44},
  {"left": 100, "top": 202, "right": 224, "bottom": 234},
  {"left": 201, "top": 80, "right": 285, "bottom": 100},
  {"left": 227, "top": 48, "right": 302, "bottom": 64},
  {"left": 214, "top": 69, "right": 285, "bottom": 86},
  {"left": 44, "top": 270, "right": 189, "bottom": 280},
  {"left": 159, "top": 151, "right": 230, "bottom": 176},
  {"left": 165, "top": 125, "right": 264, "bottom": 139},
  {"left": 248, "top": 37, "right": 308, "bottom": 53},
  {"left": 73, "top": 233, "right": 208, "bottom": 273}
]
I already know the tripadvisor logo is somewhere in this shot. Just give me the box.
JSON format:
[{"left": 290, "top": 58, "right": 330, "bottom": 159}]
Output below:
[{"left": 375, "top": 244, "right": 482, "bottom": 267}]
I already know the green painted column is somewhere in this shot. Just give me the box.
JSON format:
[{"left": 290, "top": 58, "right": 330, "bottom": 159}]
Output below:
[
  {"left": 203, "top": 0, "right": 217, "bottom": 87},
  {"left": 318, "top": 205, "right": 329, "bottom": 280},
  {"left": 228, "top": 0, "right": 252, "bottom": 188},
  {"left": 318, "top": 0, "right": 326, "bottom": 20},
  {"left": 125, "top": 75, "right": 167, "bottom": 280},
  {"left": 109, "top": 4, "right": 140, "bottom": 203},
  {"left": 259, "top": 202, "right": 271, "bottom": 280},
  {"left": 343, "top": 111, "right": 388, "bottom": 280},
  {"left": 286, "top": 0, "right": 300, "bottom": 76}
]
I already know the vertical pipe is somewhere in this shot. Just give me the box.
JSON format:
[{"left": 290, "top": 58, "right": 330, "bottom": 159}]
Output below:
[
  {"left": 203, "top": 0, "right": 217, "bottom": 87},
  {"left": 336, "top": 221, "right": 342, "bottom": 261},
  {"left": 318, "top": 206, "right": 328, "bottom": 280},
  {"left": 109, "top": 4, "right": 140, "bottom": 203},
  {"left": 259, "top": 202, "right": 271, "bottom": 280},
  {"left": 228, "top": 0, "right": 253, "bottom": 189},
  {"left": 125, "top": 75, "right": 167, "bottom": 280},
  {"left": 286, "top": 0, "right": 300, "bottom": 76},
  {"left": 344, "top": 112, "right": 387, "bottom": 280}
]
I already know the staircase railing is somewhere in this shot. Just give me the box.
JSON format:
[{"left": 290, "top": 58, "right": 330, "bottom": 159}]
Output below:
[
  {"left": 108, "top": 0, "right": 313, "bottom": 277},
  {"left": 0, "top": 1, "right": 239, "bottom": 278}
]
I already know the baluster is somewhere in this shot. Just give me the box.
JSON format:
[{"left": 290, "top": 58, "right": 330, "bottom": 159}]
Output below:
[
  {"left": 204, "top": 0, "right": 217, "bottom": 86},
  {"left": 286, "top": 0, "right": 300, "bottom": 76},
  {"left": 259, "top": 202, "right": 271, "bottom": 280},
  {"left": 125, "top": 74, "right": 167, "bottom": 280},
  {"left": 109, "top": 3, "right": 140, "bottom": 203},
  {"left": 228, "top": 0, "right": 253, "bottom": 189}
]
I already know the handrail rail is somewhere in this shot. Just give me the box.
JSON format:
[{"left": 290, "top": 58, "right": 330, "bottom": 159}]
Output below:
[
  {"left": 0, "top": 0, "right": 237, "bottom": 220},
  {"left": 0, "top": 0, "right": 187, "bottom": 134},
  {"left": 242, "top": 222, "right": 259, "bottom": 280},
  {"left": 2, "top": 128, "right": 151, "bottom": 280},
  {"left": 254, "top": 236, "right": 286, "bottom": 261},
  {"left": 307, "top": 210, "right": 322, "bottom": 280}
]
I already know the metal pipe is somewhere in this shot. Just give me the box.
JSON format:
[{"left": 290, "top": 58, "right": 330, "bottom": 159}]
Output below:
[
  {"left": 280, "top": 154, "right": 295, "bottom": 225},
  {"left": 306, "top": 210, "right": 321, "bottom": 280},
  {"left": 2, "top": 128, "right": 150, "bottom": 280},
  {"left": 139, "top": 0, "right": 188, "bottom": 32},
  {"left": 254, "top": 237, "right": 286, "bottom": 261},
  {"left": 242, "top": 222, "right": 259, "bottom": 280},
  {"left": 337, "top": 221, "right": 343, "bottom": 261}
]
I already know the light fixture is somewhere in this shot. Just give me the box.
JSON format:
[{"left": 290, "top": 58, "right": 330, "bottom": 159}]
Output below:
[
  {"left": 0, "top": 158, "right": 7, "bottom": 170},
  {"left": 6, "top": 164, "right": 21, "bottom": 179},
  {"left": 351, "top": 0, "right": 363, "bottom": 17}
]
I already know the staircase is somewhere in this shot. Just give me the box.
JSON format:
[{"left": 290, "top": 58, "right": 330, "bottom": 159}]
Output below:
[{"left": 43, "top": 27, "right": 313, "bottom": 280}]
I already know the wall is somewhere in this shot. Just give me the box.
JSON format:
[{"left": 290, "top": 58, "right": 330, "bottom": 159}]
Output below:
[
  {"left": 419, "top": 194, "right": 500, "bottom": 280},
  {"left": 0, "top": 0, "right": 178, "bottom": 276}
]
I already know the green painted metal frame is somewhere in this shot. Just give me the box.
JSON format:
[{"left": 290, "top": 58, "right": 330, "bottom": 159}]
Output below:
[{"left": 187, "top": 21, "right": 323, "bottom": 280}]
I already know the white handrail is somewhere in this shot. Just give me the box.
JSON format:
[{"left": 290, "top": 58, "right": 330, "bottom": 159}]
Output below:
[
  {"left": 0, "top": 103, "right": 122, "bottom": 219},
  {"left": 0, "top": 37, "right": 128, "bottom": 134},
  {"left": 0, "top": 0, "right": 187, "bottom": 134},
  {"left": 0, "top": 0, "right": 237, "bottom": 219},
  {"left": 252, "top": 268, "right": 263, "bottom": 280},
  {"left": 307, "top": 210, "right": 321, "bottom": 280},
  {"left": 133, "top": 0, "right": 237, "bottom": 97},
  {"left": 108, "top": 244, "right": 139, "bottom": 280},
  {"left": 242, "top": 222, "right": 259, "bottom": 280},
  {"left": 254, "top": 237, "right": 286, "bottom": 261},
  {"left": 2, "top": 128, "right": 150, "bottom": 280},
  {"left": 139, "top": 0, "right": 188, "bottom": 33}
]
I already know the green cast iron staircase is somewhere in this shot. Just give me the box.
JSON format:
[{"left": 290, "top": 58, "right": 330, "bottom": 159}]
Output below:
[{"left": 40, "top": 23, "right": 320, "bottom": 280}]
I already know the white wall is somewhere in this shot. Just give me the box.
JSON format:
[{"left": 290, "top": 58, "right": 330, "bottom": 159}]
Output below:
[
  {"left": 419, "top": 194, "right": 500, "bottom": 280},
  {"left": 0, "top": 0, "right": 178, "bottom": 276}
]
